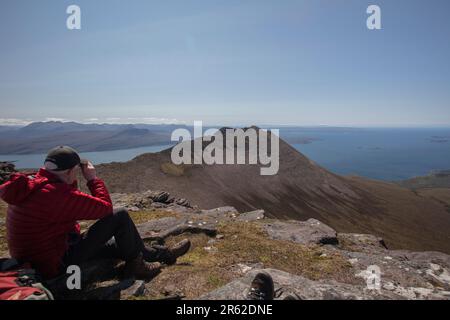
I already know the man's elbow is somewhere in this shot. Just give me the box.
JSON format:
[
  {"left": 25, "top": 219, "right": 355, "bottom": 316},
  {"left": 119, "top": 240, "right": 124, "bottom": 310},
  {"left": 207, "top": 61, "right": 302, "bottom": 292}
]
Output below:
[
  {"left": 102, "top": 202, "right": 114, "bottom": 216},
  {"left": 90, "top": 201, "right": 114, "bottom": 220}
]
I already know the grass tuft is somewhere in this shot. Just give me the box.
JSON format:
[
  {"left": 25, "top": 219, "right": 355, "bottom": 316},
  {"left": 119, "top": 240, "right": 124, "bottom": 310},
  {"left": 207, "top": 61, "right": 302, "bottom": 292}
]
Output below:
[{"left": 160, "top": 163, "right": 185, "bottom": 177}]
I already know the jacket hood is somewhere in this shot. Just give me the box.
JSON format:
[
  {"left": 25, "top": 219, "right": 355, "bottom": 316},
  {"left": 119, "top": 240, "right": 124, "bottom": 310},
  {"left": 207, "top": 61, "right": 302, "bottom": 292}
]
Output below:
[{"left": 0, "top": 169, "right": 52, "bottom": 205}]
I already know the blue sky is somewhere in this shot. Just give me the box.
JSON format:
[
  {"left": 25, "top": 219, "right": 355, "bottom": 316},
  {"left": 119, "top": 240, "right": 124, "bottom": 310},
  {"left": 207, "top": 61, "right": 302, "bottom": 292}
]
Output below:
[{"left": 1, "top": 0, "right": 449, "bottom": 126}]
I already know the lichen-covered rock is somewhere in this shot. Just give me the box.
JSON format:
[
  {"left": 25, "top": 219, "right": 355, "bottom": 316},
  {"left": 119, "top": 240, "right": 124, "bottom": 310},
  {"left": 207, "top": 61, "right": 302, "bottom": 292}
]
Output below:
[
  {"left": 263, "top": 219, "right": 338, "bottom": 245},
  {"left": 200, "top": 268, "right": 401, "bottom": 300},
  {"left": 333, "top": 247, "right": 450, "bottom": 299},
  {"left": 201, "top": 206, "right": 239, "bottom": 216},
  {"left": 202, "top": 264, "right": 450, "bottom": 300},
  {"left": 137, "top": 217, "right": 217, "bottom": 241},
  {"left": 110, "top": 190, "right": 193, "bottom": 211},
  {"left": 110, "top": 193, "right": 153, "bottom": 211},
  {"left": 338, "top": 233, "right": 388, "bottom": 252},
  {"left": 237, "top": 210, "right": 265, "bottom": 222}
]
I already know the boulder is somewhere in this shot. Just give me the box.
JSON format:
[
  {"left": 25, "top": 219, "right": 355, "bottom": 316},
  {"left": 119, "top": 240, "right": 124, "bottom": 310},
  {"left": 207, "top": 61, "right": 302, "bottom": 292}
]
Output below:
[
  {"left": 110, "top": 193, "right": 153, "bottom": 211},
  {"left": 200, "top": 268, "right": 400, "bottom": 300},
  {"left": 237, "top": 210, "right": 265, "bottom": 222},
  {"left": 110, "top": 190, "right": 193, "bottom": 211},
  {"left": 338, "top": 233, "right": 388, "bottom": 252},
  {"left": 175, "top": 198, "right": 191, "bottom": 208},
  {"left": 201, "top": 206, "right": 239, "bottom": 216},
  {"left": 263, "top": 219, "right": 338, "bottom": 245},
  {"left": 149, "top": 191, "right": 171, "bottom": 204},
  {"left": 137, "top": 217, "right": 217, "bottom": 241},
  {"left": 334, "top": 246, "right": 450, "bottom": 299}
]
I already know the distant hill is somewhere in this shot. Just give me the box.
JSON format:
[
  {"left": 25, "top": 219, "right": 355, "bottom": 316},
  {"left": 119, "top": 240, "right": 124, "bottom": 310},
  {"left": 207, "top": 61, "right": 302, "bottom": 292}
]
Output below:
[
  {"left": 0, "top": 121, "right": 187, "bottom": 154},
  {"left": 0, "top": 121, "right": 350, "bottom": 155},
  {"left": 398, "top": 170, "right": 450, "bottom": 189},
  {"left": 95, "top": 128, "right": 450, "bottom": 254}
]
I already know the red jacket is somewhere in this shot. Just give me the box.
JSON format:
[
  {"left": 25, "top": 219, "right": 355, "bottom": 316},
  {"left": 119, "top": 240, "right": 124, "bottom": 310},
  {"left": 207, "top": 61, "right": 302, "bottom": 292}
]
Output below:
[{"left": 0, "top": 168, "right": 113, "bottom": 279}]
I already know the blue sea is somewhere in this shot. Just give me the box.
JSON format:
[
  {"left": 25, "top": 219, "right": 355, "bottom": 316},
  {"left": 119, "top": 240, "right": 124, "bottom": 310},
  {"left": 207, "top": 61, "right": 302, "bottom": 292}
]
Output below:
[
  {"left": 0, "top": 145, "right": 172, "bottom": 171},
  {"left": 1, "top": 128, "right": 450, "bottom": 181},
  {"left": 284, "top": 127, "right": 450, "bottom": 181}
]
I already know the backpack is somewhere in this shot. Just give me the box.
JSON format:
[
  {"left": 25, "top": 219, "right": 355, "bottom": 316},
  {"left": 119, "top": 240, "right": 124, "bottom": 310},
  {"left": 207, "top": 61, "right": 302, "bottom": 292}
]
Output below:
[{"left": 0, "top": 258, "right": 54, "bottom": 300}]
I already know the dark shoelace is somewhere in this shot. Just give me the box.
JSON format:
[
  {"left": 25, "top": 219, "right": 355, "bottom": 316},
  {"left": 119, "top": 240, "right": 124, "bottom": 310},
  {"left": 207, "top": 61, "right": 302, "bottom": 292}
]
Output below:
[{"left": 247, "top": 287, "right": 267, "bottom": 300}]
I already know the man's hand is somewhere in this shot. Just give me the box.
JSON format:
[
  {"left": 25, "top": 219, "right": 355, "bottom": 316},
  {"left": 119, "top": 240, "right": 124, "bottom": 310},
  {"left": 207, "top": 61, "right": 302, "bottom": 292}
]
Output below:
[{"left": 81, "top": 161, "right": 97, "bottom": 182}]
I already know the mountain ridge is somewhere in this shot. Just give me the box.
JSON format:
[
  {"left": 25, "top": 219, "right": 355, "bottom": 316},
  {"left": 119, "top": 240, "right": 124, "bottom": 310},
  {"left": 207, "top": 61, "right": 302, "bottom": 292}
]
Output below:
[
  {"left": 0, "top": 121, "right": 183, "bottom": 154},
  {"left": 94, "top": 128, "right": 450, "bottom": 254}
]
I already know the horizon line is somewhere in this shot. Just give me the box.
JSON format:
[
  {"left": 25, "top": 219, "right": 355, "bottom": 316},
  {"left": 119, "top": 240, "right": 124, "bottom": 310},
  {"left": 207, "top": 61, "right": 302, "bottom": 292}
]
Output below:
[{"left": 1, "top": 118, "right": 450, "bottom": 129}]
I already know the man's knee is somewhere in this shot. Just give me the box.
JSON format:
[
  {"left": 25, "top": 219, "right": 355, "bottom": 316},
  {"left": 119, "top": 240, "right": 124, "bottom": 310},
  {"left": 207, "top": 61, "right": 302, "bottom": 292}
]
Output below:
[{"left": 113, "top": 208, "right": 130, "bottom": 221}]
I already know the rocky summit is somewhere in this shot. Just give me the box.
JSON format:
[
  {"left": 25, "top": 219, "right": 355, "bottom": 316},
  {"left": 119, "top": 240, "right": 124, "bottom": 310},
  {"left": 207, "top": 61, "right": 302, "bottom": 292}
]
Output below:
[
  {"left": 96, "top": 130, "right": 450, "bottom": 255},
  {"left": 22, "top": 190, "right": 449, "bottom": 300}
]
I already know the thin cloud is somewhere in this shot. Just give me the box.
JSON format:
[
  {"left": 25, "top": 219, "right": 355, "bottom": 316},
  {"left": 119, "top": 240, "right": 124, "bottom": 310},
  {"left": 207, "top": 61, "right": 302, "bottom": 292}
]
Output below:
[
  {"left": 44, "top": 118, "right": 71, "bottom": 123},
  {"left": 83, "top": 117, "right": 185, "bottom": 125},
  {"left": 0, "top": 117, "right": 186, "bottom": 126},
  {"left": 0, "top": 118, "right": 34, "bottom": 126}
]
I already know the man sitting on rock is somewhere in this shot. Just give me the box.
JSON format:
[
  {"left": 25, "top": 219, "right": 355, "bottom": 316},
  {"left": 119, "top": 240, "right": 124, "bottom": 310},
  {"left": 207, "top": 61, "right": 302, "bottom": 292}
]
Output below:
[{"left": 0, "top": 146, "right": 191, "bottom": 280}]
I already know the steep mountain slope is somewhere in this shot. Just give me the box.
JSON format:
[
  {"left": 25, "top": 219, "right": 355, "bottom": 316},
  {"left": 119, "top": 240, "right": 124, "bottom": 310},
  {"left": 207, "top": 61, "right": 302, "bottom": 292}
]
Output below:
[{"left": 96, "top": 129, "right": 450, "bottom": 254}]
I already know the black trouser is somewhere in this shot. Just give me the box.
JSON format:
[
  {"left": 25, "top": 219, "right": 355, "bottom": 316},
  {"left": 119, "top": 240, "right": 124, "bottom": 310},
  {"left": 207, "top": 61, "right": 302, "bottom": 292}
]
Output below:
[{"left": 64, "top": 208, "right": 159, "bottom": 267}]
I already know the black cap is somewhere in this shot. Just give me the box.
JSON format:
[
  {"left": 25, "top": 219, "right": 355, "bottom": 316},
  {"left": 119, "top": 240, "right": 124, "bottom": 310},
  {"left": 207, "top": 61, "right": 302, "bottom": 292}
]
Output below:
[{"left": 45, "top": 146, "right": 83, "bottom": 171}]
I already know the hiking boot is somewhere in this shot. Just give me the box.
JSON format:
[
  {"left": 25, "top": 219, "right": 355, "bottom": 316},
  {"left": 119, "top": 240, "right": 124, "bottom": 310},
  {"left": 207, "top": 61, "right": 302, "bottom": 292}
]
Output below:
[
  {"left": 145, "top": 239, "right": 191, "bottom": 265},
  {"left": 167, "top": 239, "right": 191, "bottom": 263},
  {"left": 246, "top": 272, "right": 275, "bottom": 300},
  {"left": 123, "top": 253, "right": 162, "bottom": 280}
]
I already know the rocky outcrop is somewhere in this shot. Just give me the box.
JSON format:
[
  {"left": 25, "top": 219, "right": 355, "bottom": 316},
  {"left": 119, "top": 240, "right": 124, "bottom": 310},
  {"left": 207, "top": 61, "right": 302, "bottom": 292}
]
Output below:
[
  {"left": 137, "top": 217, "right": 218, "bottom": 241},
  {"left": 110, "top": 190, "right": 192, "bottom": 212},
  {"left": 202, "top": 242, "right": 450, "bottom": 300},
  {"left": 263, "top": 219, "right": 338, "bottom": 245},
  {"left": 337, "top": 233, "right": 388, "bottom": 252},
  {"left": 201, "top": 268, "right": 401, "bottom": 300},
  {"left": 135, "top": 206, "right": 263, "bottom": 241},
  {"left": 121, "top": 193, "right": 450, "bottom": 300},
  {"left": 336, "top": 248, "right": 450, "bottom": 299},
  {"left": 5, "top": 190, "right": 449, "bottom": 300},
  {"left": 237, "top": 210, "right": 265, "bottom": 222}
]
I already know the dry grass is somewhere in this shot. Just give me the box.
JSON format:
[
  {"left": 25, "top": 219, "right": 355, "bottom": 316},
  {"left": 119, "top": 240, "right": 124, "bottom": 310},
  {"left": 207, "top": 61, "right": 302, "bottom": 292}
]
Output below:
[
  {"left": 416, "top": 188, "right": 450, "bottom": 208},
  {"left": 143, "top": 221, "right": 353, "bottom": 300},
  {"left": 160, "top": 163, "right": 185, "bottom": 177},
  {"left": 129, "top": 209, "right": 181, "bottom": 225}
]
